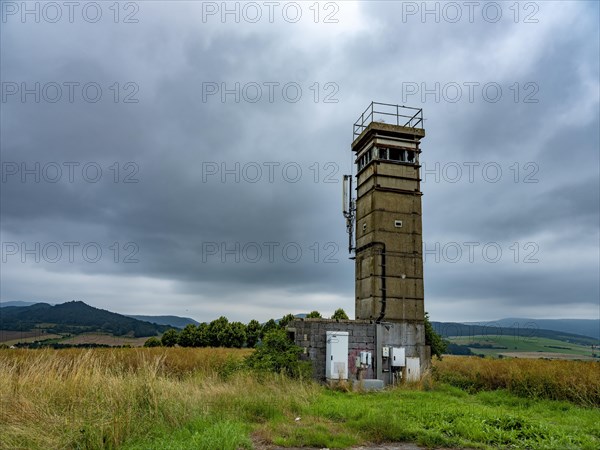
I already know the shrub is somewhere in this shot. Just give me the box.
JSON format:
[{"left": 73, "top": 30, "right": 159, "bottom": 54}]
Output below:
[
  {"left": 245, "top": 329, "right": 312, "bottom": 378},
  {"left": 143, "top": 337, "right": 162, "bottom": 347},
  {"left": 425, "top": 312, "right": 446, "bottom": 359}
]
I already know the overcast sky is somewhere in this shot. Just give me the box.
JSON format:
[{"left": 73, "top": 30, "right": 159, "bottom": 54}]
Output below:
[{"left": 1, "top": 1, "right": 598, "bottom": 323}]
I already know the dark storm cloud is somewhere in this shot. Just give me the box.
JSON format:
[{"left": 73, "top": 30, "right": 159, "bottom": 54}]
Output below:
[{"left": 1, "top": 1, "right": 598, "bottom": 321}]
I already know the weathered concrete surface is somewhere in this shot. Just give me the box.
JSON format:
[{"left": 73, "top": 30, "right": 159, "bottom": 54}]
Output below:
[
  {"left": 288, "top": 319, "right": 377, "bottom": 381},
  {"left": 288, "top": 319, "right": 431, "bottom": 384},
  {"left": 352, "top": 122, "right": 425, "bottom": 324}
]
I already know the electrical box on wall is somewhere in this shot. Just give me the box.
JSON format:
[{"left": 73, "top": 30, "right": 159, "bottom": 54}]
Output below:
[
  {"left": 359, "top": 351, "right": 372, "bottom": 367},
  {"left": 326, "top": 331, "right": 349, "bottom": 380},
  {"left": 382, "top": 346, "right": 389, "bottom": 358},
  {"left": 391, "top": 347, "right": 406, "bottom": 367}
]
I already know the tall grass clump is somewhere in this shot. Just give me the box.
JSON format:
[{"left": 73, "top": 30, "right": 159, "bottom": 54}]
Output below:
[
  {"left": 0, "top": 348, "right": 318, "bottom": 450},
  {"left": 433, "top": 356, "right": 600, "bottom": 407}
]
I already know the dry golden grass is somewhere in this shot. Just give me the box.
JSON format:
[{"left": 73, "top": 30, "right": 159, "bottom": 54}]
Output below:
[
  {"left": 433, "top": 355, "right": 600, "bottom": 406},
  {"left": 0, "top": 348, "right": 316, "bottom": 450},
  {"left": 58, "top": 333, "right": 149, "bottom": 347}
]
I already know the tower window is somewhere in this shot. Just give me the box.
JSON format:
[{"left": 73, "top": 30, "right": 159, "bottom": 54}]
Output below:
[
  {"left": 373, "top": 146, "right": 416, "bottom": 164},
  {"left": 357, "top": 148, "right": 373, "bottom": 171},
  {"left": 389, "top": 148, "right": 401, "bottom": 161}
]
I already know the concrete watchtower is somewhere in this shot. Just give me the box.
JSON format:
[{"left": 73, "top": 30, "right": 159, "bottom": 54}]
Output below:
[
  {"left": 350, "top": 102, "right": 425, "bottom": 324},
  {"left": 289, "top": 102, "right": 430, "bottom": 385}
]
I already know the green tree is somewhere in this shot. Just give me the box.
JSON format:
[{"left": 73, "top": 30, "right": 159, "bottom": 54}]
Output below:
[
  {"left": 279, "top": 313, "right": 296, "bottom": 328},
  {"left": 207, "top": 316, "right": 229, "bottom": 347},
  {"left": 246, "top": 319, "right": 262, "bottom": 348},
  {"left": 196, "top": 322, "right": 210, "bottom": 347},
  {"left": 218, "top": 321, "right": 246, "bottom": 348},
  {"left": 143, "top": 337, "right": 162, "bottom": 347},
  {"left": 161, "top": 329, "right": 179, "bottom": 347},
  {"left": 331, "top": 308, "right": 349, "bottom": 320},
  {"left": 261, "top": 319, "right": 278, "bottom": 338},
  {"left": 424, "top": 312, "right": 447, "bottom": 359},
  {"left": 306, "top": 311, "right": 322, "bottom": 318},
  {"left": 178, "top": 324, "right": 200, "bottom": 347},
  {"left": 245, "top": 328, "right": 311, "bottom": 378}
]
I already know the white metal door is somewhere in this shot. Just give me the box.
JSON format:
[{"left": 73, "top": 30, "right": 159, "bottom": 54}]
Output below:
[
  {"left": 326, "top": 331, "right": 349, "bottom": 380},
  {"left": 405, "top": 357, "right": 420, "bottom": 382}
]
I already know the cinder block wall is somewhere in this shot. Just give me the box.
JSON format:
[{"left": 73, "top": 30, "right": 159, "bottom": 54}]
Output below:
[
  {"left": 288, "top": 318, "right": 376, "bottom": 381},
  {"left": 288, "top": 318, "right": 431, "bottom": 383}
]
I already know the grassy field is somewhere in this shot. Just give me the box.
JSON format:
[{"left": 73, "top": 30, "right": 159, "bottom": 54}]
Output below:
[
  {"left": 0, "top": 349, "right": 599, "bottom": 449},
  {"left": 433, "top": 356, "right": 600, "bottom": 407},
  {"left": 448, "top": 334, "right": 597, "bottom": 359},
  {"left": 56, "top": 333, "right": 148, "bottom": 347},
  {"left": 0, "top": 330, "right": 149, "bottom": 347}
]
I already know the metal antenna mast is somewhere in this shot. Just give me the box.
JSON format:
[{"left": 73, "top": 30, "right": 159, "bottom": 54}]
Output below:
[{"left": 342, "top": 174, "right": 355, "bottom": 255}]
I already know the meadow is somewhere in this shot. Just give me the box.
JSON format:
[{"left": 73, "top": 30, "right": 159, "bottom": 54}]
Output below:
[
  {"left": 447, "top": 334, "right": 596, "bottom": 359},
  {"left": 1, "top": 348, "right": 599, "bottom": 449}
]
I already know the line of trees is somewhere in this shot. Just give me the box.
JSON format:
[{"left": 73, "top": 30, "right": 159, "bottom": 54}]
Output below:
[{"left": 144, "top": 309, "right": 350, "bottom": 348}]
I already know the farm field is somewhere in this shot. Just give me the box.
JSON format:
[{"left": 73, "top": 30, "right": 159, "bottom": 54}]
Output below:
[
  {"left": 57, "top": 333, "right": 149, "bottom": 347},
  {"left": 447, "top": 334, "right": 597, "bottom": 359},
  {"left": 0, "top": 330, "right": 149, "bottom": 347},
  {"left": 1, "top": 349, "right": 599, "bottom": 449},
  {"left": 0, "top": 330, "right": 63, "bottom": 346}
]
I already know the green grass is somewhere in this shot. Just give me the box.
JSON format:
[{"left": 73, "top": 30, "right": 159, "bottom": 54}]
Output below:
[
  {"left": 266, "top": 385, "right": 600, "bottom": 449},
  {"left": 117, "top": 383, "right": 600, "bottom": 450},
  {"left": 123, "top": 418, "right": 253, "bottom": 450},
  {"left": 2, "top": 349, "right": 599, "bottom": 449},
  {"left": 448, "top": 334, "right": 596, "bottom": 358}
]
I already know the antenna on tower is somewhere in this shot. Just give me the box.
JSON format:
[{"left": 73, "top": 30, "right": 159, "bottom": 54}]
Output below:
[{"left": 342, "top": 174, "right": 355, "bottom": 255}]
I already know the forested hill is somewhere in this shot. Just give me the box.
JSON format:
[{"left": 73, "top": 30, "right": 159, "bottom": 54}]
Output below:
[
  {"left": 0, "top": 301, "right": 168, "bottom": 337},
  {"left": 126, "top": 315, "right": 199, "bottom": 329},
  {"left": 431, "top": 321, "right": 597, "bottom": 346}
]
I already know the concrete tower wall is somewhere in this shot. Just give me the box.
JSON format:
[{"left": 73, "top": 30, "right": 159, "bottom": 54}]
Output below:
[{"left": 353, "top": 123, "right": 426, "bottom": 324}]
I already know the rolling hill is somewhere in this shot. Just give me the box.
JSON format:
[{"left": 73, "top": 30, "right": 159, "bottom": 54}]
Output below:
[
  {"left": 431, "top": 321, "right": 597, "bottom": 346},
  {"left": 125, "top": 315, "right": 199, "bottom": 329},
  {"left": 461, "top": 318, "right": 599, "bottom": 340},
  {"left": 0, "top": 301, "right": 168, "bottom": 337},
  {"left": 0, "top": 301, "right": 54, "bottom": 308}
]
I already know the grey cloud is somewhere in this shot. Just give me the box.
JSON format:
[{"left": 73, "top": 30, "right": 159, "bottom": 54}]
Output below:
[{"left": 1, "top": 2, "right": 598, "bottom": 322}]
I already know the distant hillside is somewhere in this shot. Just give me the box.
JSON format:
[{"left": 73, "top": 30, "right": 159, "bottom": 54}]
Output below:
[
  {"left": 126, "top": 315, "right": 199, "bottom": 329},
  {"left": 0, "top": 301, "right": 56, "bottom": 308},
  {"left": 0, "top": 301, "right": 168, "bottom": 337},
  {"left": 432, "top": 321, "right": 597, "bottom": 346},
  {"left": 462, "top": 318, "right": 599, "bottom": 340}
]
